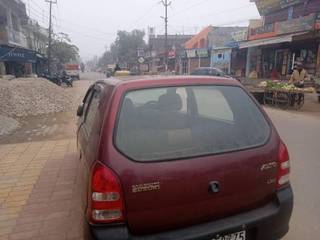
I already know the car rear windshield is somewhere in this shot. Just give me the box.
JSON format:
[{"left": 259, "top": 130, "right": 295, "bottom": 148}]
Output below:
[{"left": 115, "top": 85, "right": 270, "bottom": 161}]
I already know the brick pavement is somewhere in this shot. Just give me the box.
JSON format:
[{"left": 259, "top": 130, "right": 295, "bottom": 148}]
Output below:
[{"left": 0, "top": 139, "right": 84, "bottom": 240}]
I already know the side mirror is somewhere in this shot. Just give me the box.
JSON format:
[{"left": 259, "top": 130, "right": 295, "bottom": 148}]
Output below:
[{"left": 77, "top": 104, "right": 84, "bottom": 117}]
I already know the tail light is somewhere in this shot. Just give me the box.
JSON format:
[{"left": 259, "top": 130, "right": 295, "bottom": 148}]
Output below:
[
  {"left": 88, "top": 162, "right": 125, "bottom": 224},
  {"left": 277, "top": 141, "right": 290, "bottom": 189}
]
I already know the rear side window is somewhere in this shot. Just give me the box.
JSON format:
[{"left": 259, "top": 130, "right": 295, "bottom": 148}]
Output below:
[
  {"left": 84, "top": 90, "right": 100, "bottom": 137},
  {"left": 115, "top": 86, "right": 270, "bottom": 161}
]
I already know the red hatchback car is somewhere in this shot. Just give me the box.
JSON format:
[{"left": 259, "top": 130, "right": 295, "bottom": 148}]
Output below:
[{"left": 77, "top": 76, "right": 293, "bottom": 240}]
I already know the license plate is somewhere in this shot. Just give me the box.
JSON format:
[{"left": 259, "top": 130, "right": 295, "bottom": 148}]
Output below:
[{"left": 213, "top": 230, "right": 246, "bottom": 240}]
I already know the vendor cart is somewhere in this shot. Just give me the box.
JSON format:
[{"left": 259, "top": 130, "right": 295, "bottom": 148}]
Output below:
[
  {"left": 259, "top": 81, "right": 315, "bottom": 110},
  {"left": 263, "top": 88, "right": 305, "bottom": 110}
]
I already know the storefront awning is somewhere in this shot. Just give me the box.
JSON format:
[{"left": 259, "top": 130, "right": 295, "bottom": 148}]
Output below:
[
  {"left": 0, "top": 46, "right": 38, "bottom": 63},
  {"left": 239, "top": 32, "right": 308, "bottom": 49}
]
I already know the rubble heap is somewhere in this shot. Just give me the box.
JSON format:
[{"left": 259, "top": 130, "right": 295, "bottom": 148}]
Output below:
[
  {"left": 0, "top": 115, "right": 20, "bottom": 136},
  {"left": 0, "top": 78, "right": 73, "bottom": 117}
]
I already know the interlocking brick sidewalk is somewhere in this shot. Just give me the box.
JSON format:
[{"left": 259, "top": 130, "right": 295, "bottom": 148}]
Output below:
[{"left": 0, "top": 139, "right": 84, "bottom": 240}]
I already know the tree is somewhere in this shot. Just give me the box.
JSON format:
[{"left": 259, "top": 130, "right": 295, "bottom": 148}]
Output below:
[
  {"left": 49, "top": 33, "right": 79, "bottom": 73},
  {"left": 98, "top": 29, "right": 146, "bottom": 70},
  {"left": 113, "top": 29, "right": 146, "bottom": 66}
]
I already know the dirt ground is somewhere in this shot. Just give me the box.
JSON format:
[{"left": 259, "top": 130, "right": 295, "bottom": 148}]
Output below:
[{"left": 0, "top": 73, "right": 102, "bottom": 144}]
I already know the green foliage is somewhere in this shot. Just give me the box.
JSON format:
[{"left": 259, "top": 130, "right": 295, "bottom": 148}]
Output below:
[
  {"left": 51, "top": 33, "right": 79, "bottom": 64},
  {"left": 98, "top": 29, "right": 146, "bottom": 69}
]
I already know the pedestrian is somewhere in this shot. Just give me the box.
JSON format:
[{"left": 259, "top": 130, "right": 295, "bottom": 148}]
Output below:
[
  {"left": 114, "top": 64, "right": 121, "bottom": 73},
  {"left": 289, "top": 62, "right": 309, "bottom": 106},
  {"left": 289, "top": 62, "right": 309, "bottom": 88}
]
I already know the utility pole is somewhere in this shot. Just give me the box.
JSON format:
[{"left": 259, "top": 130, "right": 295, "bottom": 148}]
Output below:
[
  {"left": 161, "top": 0, "right": 171, "bottom": 71},
  {"left": 45, "top": 0, "right": 57, "bottom": 75}
]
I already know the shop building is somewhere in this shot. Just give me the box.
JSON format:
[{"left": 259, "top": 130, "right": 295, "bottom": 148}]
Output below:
[
  {"left": 241, "top": 0, "right": 320, "bottom": 79},
  {"left": 0, "top": 0, "right": 47, "bottom": 77},
  {"left": 147, "top": 32, "right": 193, "bottom": 73},
  {"left": 184, "top": 26, "right": 212, "bottom": 74},
  {"left": 184, "top": 26, "right": 247, "bottom": 74}
]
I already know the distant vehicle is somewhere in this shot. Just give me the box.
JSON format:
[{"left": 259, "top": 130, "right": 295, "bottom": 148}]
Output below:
[
  {"left": 65, "top": 64, "right": 80, "bottom": 80},
  {"left": 106, "top": 64, "right": 116, "bottom": 78},
  {"left": 114, "top": 70, "right": 130, "bottom": 77},
  {"left": 191, "top": 67, "right": 241, "bottom": 82},
  {"left": 77, "top": 76, "right": 293, "bottom": 240}
]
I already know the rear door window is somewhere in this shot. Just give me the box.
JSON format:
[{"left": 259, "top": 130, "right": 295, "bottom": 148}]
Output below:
[
  {"left": 83, "top": 88, "right": 101, "bottom": 137},
  {"left": 115, "top": 86, "right": 270, "bottom": 161}
]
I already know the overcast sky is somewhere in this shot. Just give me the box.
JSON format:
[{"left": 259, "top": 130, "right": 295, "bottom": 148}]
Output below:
[{"left": 24, "top": 0, "right": 260, "bottom": 61}]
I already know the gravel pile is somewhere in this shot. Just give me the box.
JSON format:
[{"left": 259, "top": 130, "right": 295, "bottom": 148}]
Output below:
[
  {"left": 0, "top": 115, "right": 20, "bottom": 136},
  {"left": 0, "top": 78, "right": 73, "bottom": 117}
]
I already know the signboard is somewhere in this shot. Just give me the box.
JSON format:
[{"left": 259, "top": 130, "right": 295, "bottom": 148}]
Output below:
[
  {"left": 231, "top": 29, "right": 248, "bottom": 42},
  {"left": 276, "top": 14, "right": 315, "bottom": 35},
  {"left": 249, "top": 23, "right": 277, "bottom": 40},
  {"left": 0, "top": 46, "right": 37, "bottom": 63},
  {"left": 197, "top": 49, "right": 209, "bottom": 58},
  {"left": 255, "top": 23, "right": 275, "bottom": 35},
  {"left": 255, "top": 0, "right": 301, "bottom": 15},
  {"left": 186, "top": 49, "right": 197, "bottom": 58},
  {"left": 138, "top": 57, "right": 145, "bottom": 64}
]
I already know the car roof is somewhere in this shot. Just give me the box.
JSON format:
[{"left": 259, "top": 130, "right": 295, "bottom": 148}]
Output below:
[{"left": 97, "top": 76, "right": 240, "bottom": 89}]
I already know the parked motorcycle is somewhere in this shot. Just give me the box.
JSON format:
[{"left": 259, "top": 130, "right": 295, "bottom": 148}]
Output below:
[
  {"left": 42, "top": 73, "right": 62, "bottom": 86},
  {"left": 61, "top": 71, "right": 73, "bottom": 87},
  {"left": 42, "top": 72, "right": 73, "bottom": 87}
]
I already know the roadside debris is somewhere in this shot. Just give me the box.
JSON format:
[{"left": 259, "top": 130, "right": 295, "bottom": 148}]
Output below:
[
  {"left": 0, "top": 77, "right": 73, "bottom": 117},
  {"left": 0, "top": 115, "right": 20, "bottom": 136}
]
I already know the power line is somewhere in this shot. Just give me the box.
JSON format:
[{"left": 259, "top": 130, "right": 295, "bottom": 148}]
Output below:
[
  {"left": 170, "top": 0, "right": 210, "bottom": 18},
  {"left": 129, "top": 2, "right": 159, "bottom": 27},
  {"left": 52, "top": 20, "right": 116, "bottom": 41},
  {"left": 161, "top": 0, "right": 171, "bottom": 70},
  {"left": 51, "top": 15, "right": 115, "bottom": 36},
  {"left": 30, "top": 0, "right": 46, "bottom": 12},
  {"left": 45, "top": 0, "right": 57, "bottom": 75},
  {"left": 27, "top": 0, "right": 115, "bottom": 37}
]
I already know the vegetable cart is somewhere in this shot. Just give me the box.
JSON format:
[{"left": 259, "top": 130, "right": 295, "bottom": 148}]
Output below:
[{"left": 261, "top": 81, "right": 315, "bottom": 110}]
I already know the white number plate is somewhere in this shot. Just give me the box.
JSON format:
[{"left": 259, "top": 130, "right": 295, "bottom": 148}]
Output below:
[{"left": 213, "top": 230, "right": 246, "bottom": 240}]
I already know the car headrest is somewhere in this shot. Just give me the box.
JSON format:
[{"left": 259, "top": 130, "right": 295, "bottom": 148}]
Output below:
[{"left": 158, "top": 92, "right": 183, "bottom": 112}]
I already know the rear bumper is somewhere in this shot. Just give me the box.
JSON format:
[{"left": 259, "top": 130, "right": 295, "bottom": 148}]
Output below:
[{"left": 86, "top": 186, "right": 293, "bottom": 240}]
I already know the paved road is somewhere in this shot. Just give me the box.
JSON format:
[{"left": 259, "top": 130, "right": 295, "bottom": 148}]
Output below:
[
  {"left": 265, "top": 108, "right": 320, "bottom": 240},
  {"left": 0, "top": 73, "right": 319, "bottom": 239}
]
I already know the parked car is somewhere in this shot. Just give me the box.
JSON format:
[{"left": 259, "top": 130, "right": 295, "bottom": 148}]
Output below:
[
  {"left": 77, "top": 76, "right": 293, "bottom": 240},
  {"left": 191, "top": 67, "right": 241, "bottom": 82}
]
